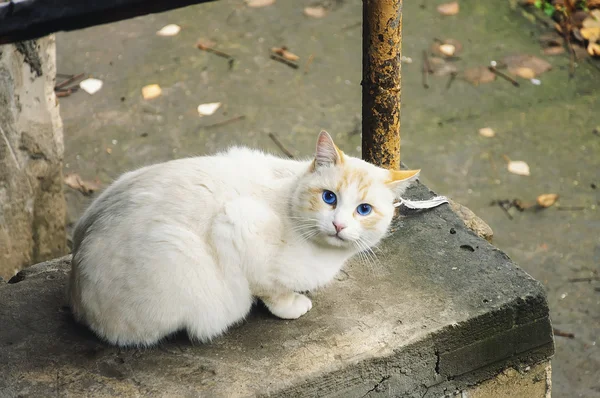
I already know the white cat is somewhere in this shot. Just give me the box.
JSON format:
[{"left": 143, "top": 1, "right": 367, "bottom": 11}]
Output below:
[{"left": 67, "top": 131, "right": 419, "bottom": 347}]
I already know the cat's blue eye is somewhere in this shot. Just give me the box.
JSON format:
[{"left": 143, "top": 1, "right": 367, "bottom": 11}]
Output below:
[
  {"left": 322, "top": 190, "right": 337, "bottom": 205},
  {"left": 356, "top": 203, "right": 372, "bottom": 216}
]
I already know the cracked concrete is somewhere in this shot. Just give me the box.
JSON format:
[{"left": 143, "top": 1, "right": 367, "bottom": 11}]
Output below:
[{"left": 0, "top": 181, "right": 553, "bottom": 397}]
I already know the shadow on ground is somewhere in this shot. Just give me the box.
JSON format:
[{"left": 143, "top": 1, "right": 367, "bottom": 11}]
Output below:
[{"left": 55, "top": 0, "right": 599, "bottom": 396}]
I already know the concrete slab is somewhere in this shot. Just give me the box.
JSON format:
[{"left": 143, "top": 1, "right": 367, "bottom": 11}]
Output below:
[{"left": 0, "top": 182, "right": 553, "bottom": 397}]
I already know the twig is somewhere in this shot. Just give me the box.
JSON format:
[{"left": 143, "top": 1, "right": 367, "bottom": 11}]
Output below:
[
  {"left": 202, "top": 115, "right": 245, "bottom": 129},
  {"left": 55, "top": 88, "right": 77, "bottom": 97},
  {"left": 568, "top": 276, "right": 600, "bottom": 283},
  {"left": 196, "top": 41, "right": 232, "bottom": 59},
  {"left": 304, "top": 54, "right": 315, "bottom": 74},
  {"left": 558, "top": 14, "right": 577, "bottom": 78},
  {"left": 553, "top": 328, "right": 574, "bottom": 339},
  {"left": 55, "top": 72, "right": 84, "bottom": 90},
  {"left": 422, "top": 50, "right": 431, "bottom": 89},
  {"left": 488, "top": 66, "right": 519, "bottom": 87},
  {"left": 270, "top": 54, "right": 298, "bottom": 69},
  {"left": 268, "top": 133, "right": 294, "bottom": 158}
]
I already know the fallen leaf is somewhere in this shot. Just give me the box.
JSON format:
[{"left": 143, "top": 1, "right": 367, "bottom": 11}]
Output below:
[
  {"left": 431, "top": 39, "right": 463, "bottom": 58},
  {"left": 580, "top": 27, "right": 600, "bottom": 41},
  {"left": 79, "top": 78, "right": 103, "bottom": 95},
  {"left": 437, "top": 1, "right": 459, "bottom": 16},
  {"left": 507, "top": 160, "right": 530, "bottom": 176},
  {"left": 478, "top": 127, "right": 495, "bottom": 138},
  {"left": 543, "top": 46, "right": 565, "bottom": 55},
  {"left": 502, "top": 54, "right": 552, "bottom": 76},
  {"left": 439, "top": 44, "right": 456, "bottom": 56},
  {"left": 271, "top": 46, "right": 300, "bottom": 61},
  {"left": 141, "top": 84, "right": 162, "bottom": 100},
  {"left": 537, "top": 193, "right": 559, "bottom": 208},
  {"left": 156, "top": 24, "right": 181, "bottom": 36},
  {"left": 304, "top": 6, "right": 327, "bottom": 18},
  {"left": 64, "top": 173, "right": 101, "bottom": 196},
  {"left": 463, "top": 66, "right": 496, "bottom": 85},
  {"left": 583, "top": 10, "right": 600, "bottom": 29},
  {"left": 245, "top": 0, "right": 275, "bottom": 7},
  {"left": 588, "top": 42, "right": 600, "bottom": 56},
  {"left": 197, "top": 102, "right": 221, "bottom": 117},
  {"left": 106, "top": 147, "right": 112, "bottom": 154},
  {"left": 515, "top": 67, "right": 536, "bottom": 79}
]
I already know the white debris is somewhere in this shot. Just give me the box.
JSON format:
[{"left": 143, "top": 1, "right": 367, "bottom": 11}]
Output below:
[
  {"left": 156, "top": 24, "right": 181, "bottom": 36},
  {"left": 79, "top": 78, "right": 103, "bottom": 95},
  {"left": 197, "top": 102, "right": 221, "bottom": 117}
]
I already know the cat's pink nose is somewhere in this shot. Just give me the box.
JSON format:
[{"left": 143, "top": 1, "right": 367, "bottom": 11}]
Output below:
[{"left": 333, "top": 221, "right": 346, "bottom": 233}]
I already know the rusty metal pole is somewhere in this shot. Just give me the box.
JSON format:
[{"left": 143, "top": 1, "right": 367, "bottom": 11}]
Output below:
[{"left": 362, "top": 0, "right": 402, "bottom": 169}]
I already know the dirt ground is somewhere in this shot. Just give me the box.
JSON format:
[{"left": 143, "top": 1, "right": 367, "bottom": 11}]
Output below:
[{"left": 55, "top": 0, "right": 599, "bottom": 396}]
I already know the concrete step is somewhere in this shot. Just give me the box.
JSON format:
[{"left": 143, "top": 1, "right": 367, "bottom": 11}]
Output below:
[{"left": 0, "top": 182, "right": 554, "bottom": 397}]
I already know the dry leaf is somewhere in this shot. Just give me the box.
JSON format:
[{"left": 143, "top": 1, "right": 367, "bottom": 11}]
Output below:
[
  {"left": 142, "top": 84, "right": 162, "bottom": 100},
  {"left": 583, "top": 10, "right": 600, "bottom": 29},
  {"left": 245, "top": 0, "right": 275, "bottom": 7},
  {"left": 588, "top": 42, "right": 600, "bottom": 56},
  {"left": 271, "top": 47, "right": 300, "bottom": 61},
  {"left": 437, "top": 1, "right": 459, "bottom": 16},
  {"left": 304, "top": 6, "right": 327, "bottom": 18},
  {"left": 197, "top": 102, "right": 221, "bottom": 117},
  {"left": 439, "top": 44, "right": 456, "bottom": 56},
  {"left": 478, "top": 127, "right": 495, "bottom": 138},
  {"left": 156, "top": 24, "right": 181, "bottom": 36},
  {"left": 463, "top": 66, "right": 496, "bottom": 85},
  {"left": 502, "top": 54, "right": 552, "bottom": 76},
  {"left": 537, "top": 193, "right": 559, "bottom": 208},
  {"left": 543, "top": 46, "right": 565, "bottom": 55},
  {"left": 580, "top": 27, "right": 600, "bottom": 41},
  {"left": 106, "top": 147, "right": 112, "bottom": 154},
  {"left": 507, "top": 160, "right": 530, "bottom": 176},
  {"left": 79, "top": 78, "right": 103, "bottom": 95},
  {"left": 431, "top": 39, "right": 463, "bottom": 57},
  {"left": 515, "top": 67, "right": 536, "bottom": 79},
  {"left": 64, "top": 173, "right": 101, "bottom": 196}
]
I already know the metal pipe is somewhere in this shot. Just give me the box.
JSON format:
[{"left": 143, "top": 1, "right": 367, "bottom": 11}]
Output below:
[{"left": 362, "top": 0, "right": 403, "bottom": 169}]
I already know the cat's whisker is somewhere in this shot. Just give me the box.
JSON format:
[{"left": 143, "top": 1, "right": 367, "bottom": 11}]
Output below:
[
  {"left": 352, "top": 240, "right": 374, "bottom": 272},
  {"left": 353, "top": 238, "right": 381, "bottom": 275}
]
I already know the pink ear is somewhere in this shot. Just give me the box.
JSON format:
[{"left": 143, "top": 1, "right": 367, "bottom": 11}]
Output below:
[{"left": 315, "top": 130, "right": 341, "bottom": 168}]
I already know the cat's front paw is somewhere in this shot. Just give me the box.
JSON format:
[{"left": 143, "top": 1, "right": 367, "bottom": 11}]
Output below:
[{"left": 262, "top": 292, "right": 313, "bottom": 320}]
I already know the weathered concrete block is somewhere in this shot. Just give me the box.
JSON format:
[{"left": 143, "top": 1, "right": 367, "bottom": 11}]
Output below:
[
  {"left": 0, "top": 183, "right": 553, "bottom": 397},
  {"left": 0, "top": 35, "right": 66, "bottom": 280}
]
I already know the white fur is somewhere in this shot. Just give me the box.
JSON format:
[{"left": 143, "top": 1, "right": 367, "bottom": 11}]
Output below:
[{"left": 67, "top": 132, "right": 417, "bottom": 346}]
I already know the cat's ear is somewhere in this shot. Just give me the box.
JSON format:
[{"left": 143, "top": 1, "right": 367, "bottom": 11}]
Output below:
[
  {"left": 386, "top": 169, "right": 420, "bottom": 197},
  {"left": 313, "top": 130, "right": 344, "bottom": 170}
]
